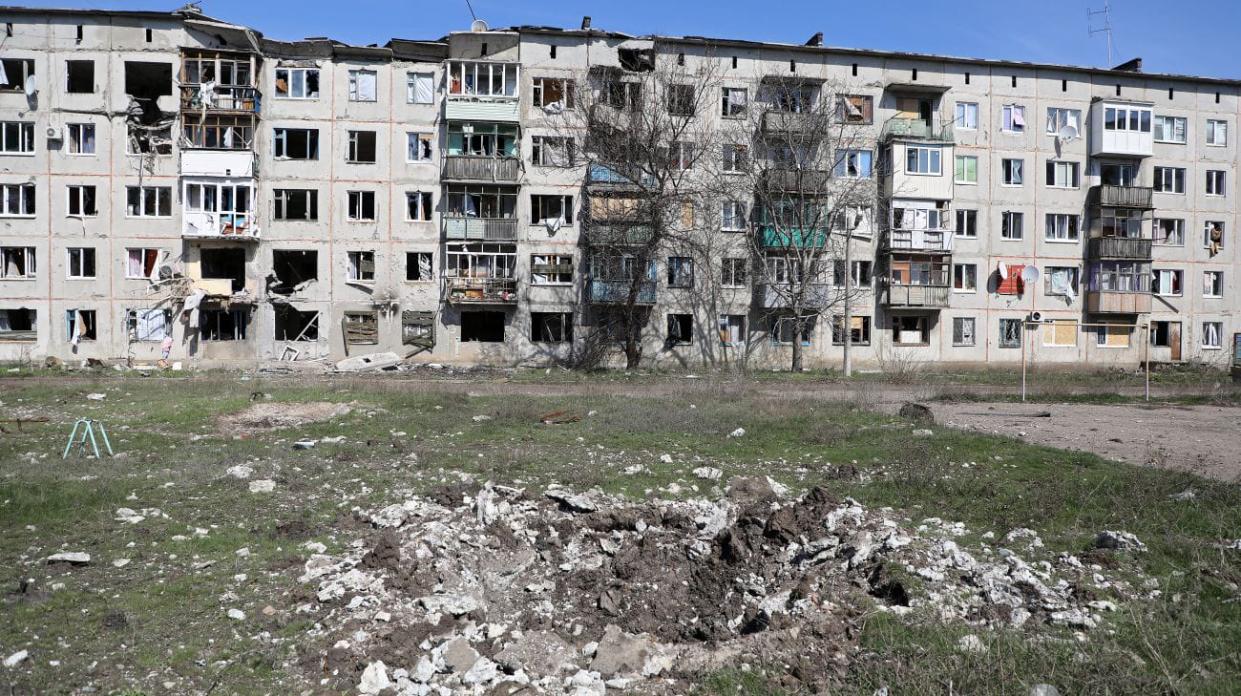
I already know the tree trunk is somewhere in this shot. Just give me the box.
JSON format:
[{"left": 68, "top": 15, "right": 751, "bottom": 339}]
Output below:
[{"left": 790, "top": 309, "right": 804, "bottom": 372}]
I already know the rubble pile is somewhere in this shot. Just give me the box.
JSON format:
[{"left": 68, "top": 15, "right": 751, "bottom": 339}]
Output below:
[{"left": 294, "top": 478, "right": 1147, "bottom": 694}]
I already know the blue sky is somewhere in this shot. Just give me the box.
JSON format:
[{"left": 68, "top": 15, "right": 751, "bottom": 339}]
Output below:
[{"left": 20, "top": 0, "right": 1241, "bottom": 79}]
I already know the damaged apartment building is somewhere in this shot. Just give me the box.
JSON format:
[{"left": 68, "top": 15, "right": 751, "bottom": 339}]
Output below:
[{"left": 0, "top": 6, "right": 1238, "bottom": 369}]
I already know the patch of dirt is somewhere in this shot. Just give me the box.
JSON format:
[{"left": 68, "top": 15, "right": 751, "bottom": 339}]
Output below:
[{"left": 217, "top": 401, "right": 353, "bottom": 433}]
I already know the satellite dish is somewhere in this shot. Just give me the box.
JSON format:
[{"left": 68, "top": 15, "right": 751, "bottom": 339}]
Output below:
[
  {"left": 998, "top": 261, "right": 1009, "bottom": 280},
  {"left": 470, "top": 19, "right": 489, "bottom": 32},
  {"left": 1021, "top": 265, "right": 1041, "bottom": 284},
  {"left": 23, "top": 75, "right": 36, "bottom": 97},
  {"left": 1057, "top": 124, "right": 1079, "bottom": 142}
]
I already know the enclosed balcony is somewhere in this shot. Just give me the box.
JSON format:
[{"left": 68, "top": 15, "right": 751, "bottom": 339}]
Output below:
[
  {"left": 882, "top": 228, "right": 952, "bottom": 253},
  {"left": 181, "top": 180, "right": 259, "bottom": 241},
  {"left": 588, "top": 278, "right": 657, "bottom": 305},
  {"left": 442, "top": 155, "right": 521, "bottom": 184},
  {"left": 884, "top": 204, "right": 953, "bottom": 253},
  {"left": 1091, "top": 184, "right": 1154, "bottom": 210},
  {"left": 443, "top": 277, "right": 518, "bottom": 305},
  {"left": 762, "top": 110, "right": 821, "bottom": 138},
  {"left": 1086, "top": 263, "right": 1152, "bottom": 314},
  {"left": 183, "top": 211, "right": 260, "bottom": 241},
  {"left": 880, "top": 257, "right": 950, "bottom": 308},
  {"left": 180, "top": 51, "right": 259, "bottom": 114},
  {"left": 880, "top": 117, "right": 954, "bottom": 142},
  {"left": 881, "top": 283, "right": 951, "bottom": 308},
  {"left": 442, "top": 216, "right": 519, "bottom": 242},
  {"left": 1089, "top": 101, "right": 1154, "bottom": 157},
  {"left": 444, "top": 60, "right": 520, "bottom": 122}
]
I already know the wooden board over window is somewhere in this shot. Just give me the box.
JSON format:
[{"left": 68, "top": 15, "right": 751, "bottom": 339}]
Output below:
[
  {"left": 1045, "top": 319, "right": 1077, "bottom": 346},
  {"left": 402, "top": 310, "right": 435, "bottom": 348},
  {"left": 343, "top": 311, "right": 378, "bottom": 345}
]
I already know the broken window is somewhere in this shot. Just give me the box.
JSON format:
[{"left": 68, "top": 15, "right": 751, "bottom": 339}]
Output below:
[
  {"left": 1153, "top": 269, "right": 1183, "bottom": 296},
  {"left": 531, "top": 312, "right": 572, "bottom": 343},
  {"left": 667, "top": 84, "right": 695, "bottom": 116},
  {"left": 126, "top": 308, "right": 171, "bottom": 341},
  {"left": 1204, "top": 270, "right": 1224, "bottom": 298},
  {"left": 274, "top": 67, "right": 320, "bottom": 100},
  {"left": 125, "top": 186, "right": 171, "bottom": 217},
  {"left": 347, "top": 191, "right": 376, "bottom": 221},
  {"left": 461, "top": 311, "right": 505, "bottom": 342},
  {"left": 831, "top": 315, "right": 871, "bottom": 345},
  {"left": 446, "top": 185, "right": 518, "bottom": 219},
  {"left": 0, "top": 121, "right": 33, "bottom": 153},
  {"left": 402, "top": 310, "right": 435, "bottom": 347},
  {"left": 531, "top": 136, "right": 574, "bottom": 167},
  {"left": 445, "top": 243, "right": 517, "bottom": 279},
  {"left": 347, "top": 130, "right": 377, "bottom": 163},
  {"left": 719, "top": 314, "right": 745, "bottom": 346},
  {"left": 200, "top": 248, "right": 247, "bottom": 293},
  {"left": 0, "top": 247, "right": 35, "bottom": 278},
  {"left": 530, "top": 195, "right": 573, "bottom": 224},
  {"left": 667, "top": 257, "right": 693, "bottom": 288},
  {"left": 200, "top": 308, "right": 249, "bottom": 341},
  {"left": 721, "top": 144, "right": 747, "bottom": 172},
  {"left": 406, "top": 191, "right": 433, "bottom": 221},
  {"left": 66, "top": 60, "right": 94, "bottom": 93},
  {"left": 65, "top": 309, "right": 96, "bottom": 342},
  {"left": 532, "top": 77, "right": 574, "bottom": 109},
  {"left": 617, "top": 48, "right": 655, "bottom": 72},
  {"left": 0, "top": 183, "right": 35, "bottom": 216},
  {"left": 0, "top": 308, "right": 35, "bottom": 340},
  {"left": 406, "top": 252, "right": 433, "bottom": 281},
  {"left": 604, "top": 80, "right": 642, "bottom": 111},
  {"left": 1202, "top": 321, "right": 1223, "bottom": 349},
  {"left": 273, "top": 128, "right": 319, "bottom": 160},
  {"left": 666, "top": 313, "right": 693, "bottom": 345},
  {"left": 721, "top": 201, "right": 746, "bottom": 231},
  {"left": 446, "top": 122, "right": 518, "bottom": 157},
  {"left": 835, "top": 94, "right": 874, "bottom": 124},
  {"left": 125, "top": 248, "right": 161, "bottom": 279},
  {"left": 270, "top": 249, "right": 318, "bottom": 294},
  {"left": 406, "top": 132, "right": 433, "bottom": 162},
  {"left": 721, "top": 87, "right": 747, "bottom": 117},
  {"left": 183, "top": 115, "right": 252, "bottom": 149},
  {"left": 531, "top": 254, "right": 572, "bottom": 285},
  {"left": 67, "top": 247, "right": 96, "bottom": 278},
  {"left": 67, "top": 123, "right": 96, "bottom": 154},
  {"left": 446, "top": 61, "right": 518, "bottom": 98},
  {"left": 273, "top": 189, "right": 318, "bottom": 221},
  {"left": 1097, "top": 323, "right": 1131, "bottom": 348},
  {"left": 343, "top": 311, "right": 378, "bottom": 344},
  {"left": 998, "top": 318, "right": 1022, "bottom": 348},
  {"left": 347, "top": 251, "right": 375, "bottom": 282},
  {"left": 123, "top": 61, "right": 172, "bottom": 99},
  {"left": 274, "top": 306, "right": 319, "bottom": 341},
  {"left": 127, "top": 123, "right": 172, "bottom": 155},
  {"left": 348, "top": 69, "right": 377, "bottom": 102},
  {"left": 0, "top": 59, "right": 33, "bottom": 91},
  {"left": 953, "top": 317, "right": 976, "bottom": 346},
  {"left": 406, "top": 71, "right": 434, "bottom": 104},
  {"left": 66, "top": 185, "right": 96, "bottom": 216}
]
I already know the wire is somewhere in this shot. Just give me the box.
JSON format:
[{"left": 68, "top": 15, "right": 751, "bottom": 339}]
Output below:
[{"left": 464, "top": 0, "right": 477, "bottom": 21}]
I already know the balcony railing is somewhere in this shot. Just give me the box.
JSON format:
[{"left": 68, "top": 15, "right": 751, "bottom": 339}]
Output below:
[
  {"left": 881, "top": 283, "right": 951, "bottom": 308},
  {"left": 758, "top": 226, "right": 829, "bottom": 249},
  {"left": 443, "top": 277, "right": 518, "bottom": 304},
  {"left": 755, "top": 282, "right": 831, "bottom": 309},
  {"left": 588, "top": 278, "right": 657, "bottom": 304},
  {"left": 583, "top": 224, "right": 654, "bottom": 247},
  {"left": 762, "top": 110, "right": 821, "bottom": 137},
  {"left": 883, "top": 228, "right": 953, "bottom": 253},
  {"left": 760, "top": 168, "right": 830, "bottom": 193},
  {"left": 442, "top": 155, "right": 521, "bottom": 183},
  {"left": 880, "top": 118, "right": 954, "bottom": 142},
  {"left": 443, "top": 216, "right": 519, "bottom": 242},
  {"left": 180, "top": 85, "right": 260, "bottom": 113},
  {"left": 1088, "top": 236, "right": 1153, "bottom": 260},
  {"left": 182, "top": 212, "right": 260, "bottom": 241},
  {"left": 1092, "top": 185, "right": 1154, "bottom": 210},
  {"left": 1086, "top": 289, "right": 1152, "bottom": 314}
]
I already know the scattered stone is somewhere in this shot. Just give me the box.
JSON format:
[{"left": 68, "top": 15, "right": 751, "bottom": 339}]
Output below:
[
  {"left": 439, "top": 636, "right": 480, "bottom": 673},
  {"left": 912, "top": 428, "right": 934, "bottom": 437},
  {"left": 248, "top": 479, "right": 276, "bottom": 494},
  {"left": 292, "top": 439, "right": 317, "bottom": 450},
  {"left": 111, "top": 558, "right": 131, "bottom": 568},
  {"left": 659, "top": 453, "right": 674, "bottom": 464},
  {"left": 114, "top": 507, "right": 146, "bottom": 524},
  {"left": 495, "top": 630, "right": 576, "bottom": 676},
  {"left": 46, "top": 552, "right": 90, "bottom": 566},
  {"left": 471, "top": 414, "right": 493, "bottom": 422},
  {"left": 1168, "top": 489, "right": 1196, "bottom": 502},
  {"left": 86, "top": 393, "right": 106, "bottom": 401},
  {"left": 3, "top": 650, "right": 28, "bottom": 668},
  {"left": 1029, "top": 685, "right": 1060, "bottom": 696},
  {"left": 728, "top": 427, "right": 746, "bottom": 438},
  {"left": 1094, "top": 530, "right": 1146, "bottom": 552},
  {"left": 692, "top": 466, "right": 723, "bottom": 481},
  {"left": 589, "top": 625, "right": 661, "bottom": 678},
  {"left": 358, "top": 660, "right": 391, "bottom": 695},
  {"left": 957, "top": 634, "right": 987, "bottom": 653},
  {"left": 225, "top": 464, "right": 253, "bottom": 480},
  {"left": 545, "top": 485, "right": 598, "bottom": 513},
  {"left": 226, "top": 608, "right": 245, "bottom": 621}
]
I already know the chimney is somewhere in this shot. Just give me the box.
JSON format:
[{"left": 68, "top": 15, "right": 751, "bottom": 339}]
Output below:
[
  {"left": 581, "top": 16, "right": 592, "bottom": 30},
  {"left": 805, "top": 31, "right": 823, "bottom": 47}
]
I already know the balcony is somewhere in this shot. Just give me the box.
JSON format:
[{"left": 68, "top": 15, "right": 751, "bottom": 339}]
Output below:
[
  {"left": 180, "top": 85, "right": 260, "bottom": 113},
  {"left": 1086, "top": 290, "right": 1152, "bottom": 314},
  {"left": 584, "top": 224, "right": 654, "bottom": 247},
  {"left": 180, "top": 150, "right": 255, "bottom": 178},
  {"left": 182, "top": 212, "right": 260, "bottom": 241},
  {"left": 1091, "top": 185, "right": 1154, "bottom": 210},
  {"left": 442, "top": 155, "right": 521, "bottom": 184},
  {"left": 758, "top": 226, "right": 829, "bottom": 249},
  {"left": 443, "top": 277, "right": 518, "bottom": 305},
  {"left": 588, "top": 278, "right": 657, "bottom": 305},
  {"left": 880, "top": 118, "right": 954, "bottom": 142},
  {"left": 883, "top": 228, "right": 953, "bottom": 253},
  {"left": 760, "top": 168, "right": 830, "bottom": 193},
  {"left": 755, "top": 282, "right": 831, "bottom": 310},
  {"left": 881, "top": 283, "right": 951, "bottom": 308},
  {"left": 1088, "top": 236, "right": 1152, "bottom": 260},
  {"left": 762, "top": 110, "right": 820, "bottom": 137},
  {"left": 444, "top": 99, "right": 519, "bottom": 123},
  {"left": 442, "top": 216, "right": 519, "bottom": 242}
]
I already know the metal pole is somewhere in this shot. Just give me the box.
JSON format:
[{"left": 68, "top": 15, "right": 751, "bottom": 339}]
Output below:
[
  {"left": 1144, "top": 323, "right": 1151, "bottom": 402},
  {"left": 1021, "top": 321, "right": 1027, "bottom": 402}
]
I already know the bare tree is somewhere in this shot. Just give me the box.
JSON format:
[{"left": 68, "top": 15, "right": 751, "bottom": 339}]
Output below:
[
  {"left": 718, "top": 77, "right": 879, "bottom": 372},
  {"left": 547, "top": 46, "right": 724, "bottom": 369}
]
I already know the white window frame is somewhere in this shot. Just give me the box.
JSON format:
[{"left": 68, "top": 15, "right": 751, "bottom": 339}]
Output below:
[
  {"left": 1203, "top": 270, "right": 1224, "bottom": 298},
  {"left": 1046, "top": 160, "right": 1079, "bottom": 189},
  {"left": 1001, "top": 158, "right": 1024, "bottom": 186},
  {"left": 1202, "top": 321, "right": 1223, "bottom": 349},
  {"left": 1001, "top": 211, "right": 1024, "bottom": 240},
  {"left": 0, "top": 183, "right": 36, "bottom": 217},
  {"left": 346, "top": 251, "right": 376, "bottom": 282},
  {"left": 999, "top": 318, "right": 1023, "bottom": 348},
  {"left": 124, "top": 248, "right": 161, "bottom": 280},
  {"left": 1153, "top": 166, "right": 1185, "bottom": 194},
  {"left": 404, "top": 191, "right": 433, "bottom": 222},
  {"left": 1204, "top": 221, "right": 1226, "bottom": 250},
  {"left": 348, "top": 69, "right": 377, "bottom": 102},
  {"left": 530, "top": 254, "right": 573, "bottom": 285},
  {"left": 530, "top": 136, "right": 574, "bottom": 167},
  {"left": 274, "top": 67, "right": 320, "bottom": 100},
  {"left": 406, "top": 132, "right": 433, "bottom": 163},
  {"left": 1044, "top": 213, "right": 1080, "bottom": 242},
  {"left": 955, "top": 102, "right": 978, "bottom": 130},
  {"left": 0, "top": 121, "right": 34, "bottom": 154},
  {"left": 66, "top": 247, "right": 95, "bottom": 279},
  {"left": 1206, "top": 119, "right": 1228, "bottom": 147},
  {"left": 66, "top": 123, "right": 96, "bottom": 155},
  {"left": 1206, "top": 170, "right": 1227, "bottom": 197},
  {"left": 721, "top": 257, "right": 747, "bottom": 288},
  {"left": 952, "top": 316, "right": 976, "bottom": 347},
  {"left": 1154, "top": 115, "right": 1187, "bottom": 144},
  {"left": 1153, "top": 268, "right": 1183, "bottom": 297},
  {"left": 66, "top": 184, "right": 96, "bottom": 217},
  {"left": 952, "top": 263, "right": 977, "bottom": 292},
  {"left": 954, "top": 154, "right": 978, "bottom": 184},
  {"left": 347, "top": 190, "right": 376, "bottom": 221},
  {"left": 905, "top": 146, "right": 941, "bottom": 175},
  {"left": 1045, "top": 107, "right": 1082, "bottom": 135},
  {"left": 1001, "top": 104, "right": 1026, "bottom": 133},
  {"left": 1043, "top": 266, "right": 1080, "bottom": 297},
  {"left": 721, "top": 200, "right": 746, "bottom": 231},
  {"left": 1155, "top": 218, "right": 1185, "bottom": 246},
  {"left": 406, "top": 71, "right": 434, "bottom": 104},
  {"left": 955, "top": 209, "right": 977, "bottom": 238},
  {"left": 125, "top": 186, "right": 171, "bottom": 218},
  {"left": 0, "top": 246, "right": 36, "bottom": 279}
]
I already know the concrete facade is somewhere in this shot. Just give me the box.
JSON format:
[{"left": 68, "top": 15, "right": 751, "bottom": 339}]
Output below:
[{"left": 0, "top": 6, "right": 1237, "bottom": 370}]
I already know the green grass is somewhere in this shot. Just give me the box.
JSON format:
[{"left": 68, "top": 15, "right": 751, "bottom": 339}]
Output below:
[{"left": 0, "top": 375, "right": 1238, "bottom": 694}]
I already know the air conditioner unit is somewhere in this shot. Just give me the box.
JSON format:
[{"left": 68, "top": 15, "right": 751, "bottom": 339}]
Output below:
[
  {"left": 1029, "top": 311, "right": 1043, "bottom": 323},
  {"left": 46, "top": 121, "right": 63, "bottom": 140}
]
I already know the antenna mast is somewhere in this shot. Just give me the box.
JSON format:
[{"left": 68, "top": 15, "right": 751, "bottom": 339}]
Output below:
[
  {"left": 464, "top": 0, "right": 477, "bottom": 21},
  {"left": 1088, "top": 1, "right": 1114, "bottom": 66}
]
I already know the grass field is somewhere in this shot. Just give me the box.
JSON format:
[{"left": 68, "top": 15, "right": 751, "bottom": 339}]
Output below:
[{"left": 1, "top": 374, "right": 1239, "bottom": 694}]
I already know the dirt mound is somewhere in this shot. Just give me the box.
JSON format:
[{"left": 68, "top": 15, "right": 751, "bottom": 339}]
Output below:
[
  {"left": 218, "top": 401, "right": 352, "bottom": 432},
  {"left": 293, "top": 477, "right": 1148, "bottom": 694}
]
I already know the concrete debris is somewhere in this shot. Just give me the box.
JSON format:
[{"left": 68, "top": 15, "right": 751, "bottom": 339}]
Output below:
[
  {"left": 692, "top": 466, "right": 723, "bottom": 481},
  {"left": 1168, "top": 488, "right": 1196, "bottom": 501},
  {"left": 659, "top": 453, "right": 674, "bottom": 464},
  {"left": 248, "top": 479, "right": 276, "bottom": 494},
  {"left": 46, "top": 552, "right": 90, "bottom": 566},
  {"left": 86, "top": 393, "right": 107, "bottom": 401},
  {"left": 292, "top": 439, "right": 317, "bottom": 450},
  {"left": 358, "top": 660, "right": 391, "bottom": 694},
  {"left": 225, "top": 464, "right": 253, "bottom": 480},
  {"left": 335, "top": 352, "right": 401, "bottom": 373},
  {"left": 1094, "top": 530, "right": 1146, "bottom": 552},
  {"left": 293, "top": 478, "right": 1148, "bottom": 693},
  {"left": 471, "top": 414, "right": 492, "bottom": 423},
  {"left": 728, "top": 427, "right": 746, "bottom": 438},
  {"left": 912, "top": 428, "right": 934, "bottom": 437}
]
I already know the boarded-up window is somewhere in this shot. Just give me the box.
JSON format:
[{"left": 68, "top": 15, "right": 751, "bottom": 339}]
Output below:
[
  {"left": 402, "top": 310, "right": 434, "bottom": 347},
  {"left": 343, "top": 311, "right": 378, "bottom": 345},
  {"left": 1096, "top": 324, "right": 1130, "bottom": 348},
  {"left": 1044, "top": 320, "right": 1077, "bottom": 347}
]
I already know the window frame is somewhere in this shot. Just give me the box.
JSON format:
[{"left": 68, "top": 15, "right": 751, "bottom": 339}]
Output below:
[
  {"left": 1044, "top": 213, "right": 1080, "bottom": 242},
  {"left": 1202, "top": 321, "right": 1223, "bottom": 349},
  {"left": 1155, "top": 217, "right": 1185, "bottom": 246},
  {"left": 998, "top": 318, "right": 1023, "bottom": 349},
  {"left": 953, "top": 154, "right": 978, "bottom": 184},
  {"left": 1001, "top": 211, "right": 1024, "bottom": 240},
  {"left": 346, "top": 190, "right": 377, "bottom": 222},
  {"left": 406, "top": 71, "right": 434, "bottom": 104},
  {"left": 1045, "top": 160, "right": 1080, "bottom": 189},
  {"left": 1001, "top": 104, "right": 1026, "bottom": 133},
  {"left": 274, "top": 67, "right": 320, "bottom": 100},
  {"left": 1153, "top": 166, "right": 1186, "bottom": 194},
  {"left": 0, "top": 183, "right": 36, "bottom": 217},
  {"left": 66, "top": 184, "right": 97, "bottom": 218},
  {"left": 66, "top": 247, "right": 96, "bottom": 279},
  {"left": 955, "top": 102, "right": 978, "bottom": 130},
  {"left": 66, "top": 123, "right": 96, "bottom": 155},
  {"left": 1203, "top": 270, "right": 1224, "bottom": 299},
  {"left": 1206, "top": 119, "right": 1228, "bottom": 147},
  {"left": 905, "top": 145, "right": 942, "bottom": 176},
  {"left": 405, "top": 191, "right": 433, "bottom": 222},
  {"left": 0, "top": 121, "right": 34, "bottom": 155},
  {"left": 952, "top": 316, "right": 976, "bottom": 347},
  {"left": 347, "top": 69, "right": 377, "bottom": 102},
  {"left": 955, "top": 209, "right": 977, "bottom": 238},
  {"left": 1001, "top": 158, "right": 1024, "bottom": 186},
  {"left": 1153, "top": 115, "right": 1187, "bottom": 144},
  {"left": 952, "top": 263, "right": 977, "bottom": 292},
  {"left": 1206, "top": 169, "right": 1227, "bottom": 197}
]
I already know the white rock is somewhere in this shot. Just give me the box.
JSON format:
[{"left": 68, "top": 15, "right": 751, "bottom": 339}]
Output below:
[
  {"left": 227, "top": 608, "right": 245, "bottom": 621},
  {"left": 692, "top": 467, "right": 723, "bottom": 481},
  {"left": 358, "top": 660, "right": 391, "bottom": 694},
  {"left": 1094, "top": 530, "right": 1146, "bottom": 552},
  {"left": 226, "top": 464, "right": 253, "bottom": 480},
  {"left": 292, "top": 439, "right": 317, "bottom": 450},
  {"left": 46, "top": 552, "right": 90, "bottom": 565},
  {"left": 957, "top": 634, "right": 988, "bottom": 654},
  {"left": 86, "top": 393, "right": 106, "bottom": 401},
  {"left": 463, "top": 656, "right": 499, "bottom": 685},
  {"left": 912, "top": 428, "right": 934, "bottom": 437},
  {"left": 3, "top": 650, "right": 28, "bottom": 668},
  {"left": 114, "top": 507, "right": 146, "bottom": 524},
  {"left": 112, "top": 558, "right": 131, "bottom": 568},
  {"left": 248, "top": 479, "right": 276, "bottom": 494},
  {"left": 728, "top": 427, "right": 746, "bottom": 438},
  {"left": 472, "top": 414, "right": 493, "bottom": 422},
  {"left": 659, "top": 454, "right": 673, "bottom": 464}
]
